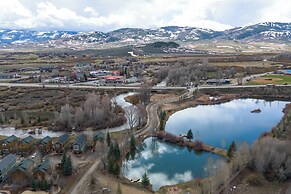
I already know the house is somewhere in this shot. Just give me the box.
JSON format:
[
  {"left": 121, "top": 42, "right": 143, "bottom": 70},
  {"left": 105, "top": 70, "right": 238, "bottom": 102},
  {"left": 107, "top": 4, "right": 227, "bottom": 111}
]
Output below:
[
  {"left": 125, "top": 76, "right": 139, "bottom": 84},
  {"left": 32, "top": 159, "right": 52, "bottom": 181},
  {"left": 93, "top": 132, "right": 105, "bottom": 142},
  {"left": 0, "top": 154, "right": 16, "bottom": 183},
  {"left": 54, "top": 134, "right": 70, "bottom": 153},
  {"left": 73, "top": 134, "right": 87, "bottom": 154},
  {"left": 0, "top": 73, "right": 20, "bottom": 79},
  {"left": 39, "top": 136, "right": 53, "bottom": 154},
  {"left": 11, "top": 158, "right": 35, "bottom": 187},
  {"left": 206, "top": 79, "right": 231, "bottom": 85},
  {"left": 0, "top": 135, "right": 18, "bottom": 155},
  {"left": 76, "top": 62, "right": 91, "bottom": 67},
  {"left": 104, "top": 75, "right": 125, "bottom": 85},
  {"left": 18, "top": 135, "right": 35, "bottom": 156}
]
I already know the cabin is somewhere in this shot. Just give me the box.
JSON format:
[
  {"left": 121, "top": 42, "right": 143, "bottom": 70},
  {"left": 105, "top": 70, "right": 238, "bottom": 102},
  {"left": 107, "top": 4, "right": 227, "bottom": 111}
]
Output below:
[
  {"left": 0, "top": 135, "right": 18, "bottom": 155},
  {"left": 93, "top": 132, "right": 105, "bottom": 142},
  {"left": 54, "top": 134, "right": 70, "bottom": 153},
  {"left": 18, "top": 135, "right": 35, "bottom": 156},
  {"left": 0, "top": 154, "right": 16, "bottom": 183},
  {"left": 11, "top": 158, "right": 35, "bottom": 187},
  {"left": 39, "top": 136, "right": 53, "bottom": 154},
  {"left": 33, "top": 159, "right": 52, "bottom": 181},
  {"left": 73, "top": 134, "right": 87, "bottom": 154}
]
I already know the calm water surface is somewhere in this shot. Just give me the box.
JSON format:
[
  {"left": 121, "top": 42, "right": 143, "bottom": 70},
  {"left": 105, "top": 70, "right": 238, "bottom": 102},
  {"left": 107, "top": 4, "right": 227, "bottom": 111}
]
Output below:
[
  {"left": 165, "top": 98, "right": 289, "bottom": 148},
  {"left": 122, "top": 137, "right": 221, "bottom": 191},
  {"left": 123, "top": 98, "right": 289, "bottom": 190}
]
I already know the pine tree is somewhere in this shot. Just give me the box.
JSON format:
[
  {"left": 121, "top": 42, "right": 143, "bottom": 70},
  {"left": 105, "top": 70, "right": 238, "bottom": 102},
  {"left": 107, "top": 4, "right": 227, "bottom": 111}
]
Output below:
[
  {"left": 130, "top": 134, "right": 136, "bottom": 150},
  {"left": 63, "top": 155, "right": 73, "bottom": 176},
  {"left": 231, "top": 141, "right": 236, "bottom": 152},
  {"left": 114, "top": 142, "right": 121, "bottom": 161},
  {"left": 141, "top": 172, "right": 150, "bottom": 187},
  {"left": 113, "top": 163, "right": 120, "bottom": 176},
  {"left": 106, "top": 132, "right": 111, "bottom": 146},
  {"left": 227, "top": 141, "right": 236, "bottom": 158},
  {"left": 187, "top": 129, "right": 193, "bottom": 141},
  {"left": 226, "top": 146, "right": 233, "bottom": 158},
  {"left": 61, "top": 152, "right": 67, "bottom": 167},
  {"left": 31, "top": 179, "right": 37, "bottom": 191}
]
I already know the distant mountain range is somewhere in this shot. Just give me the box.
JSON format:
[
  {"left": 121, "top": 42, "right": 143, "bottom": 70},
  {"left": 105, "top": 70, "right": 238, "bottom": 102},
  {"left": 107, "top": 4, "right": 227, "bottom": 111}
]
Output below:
[{"left": 0, "top": 22, "right": 290, "bottom": 47}]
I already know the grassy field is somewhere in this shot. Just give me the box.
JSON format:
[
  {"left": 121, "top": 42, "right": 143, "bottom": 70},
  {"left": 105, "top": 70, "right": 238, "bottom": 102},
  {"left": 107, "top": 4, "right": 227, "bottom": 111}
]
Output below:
[{"left": 246, "top": 74, "right": 291, "bottom": 85}]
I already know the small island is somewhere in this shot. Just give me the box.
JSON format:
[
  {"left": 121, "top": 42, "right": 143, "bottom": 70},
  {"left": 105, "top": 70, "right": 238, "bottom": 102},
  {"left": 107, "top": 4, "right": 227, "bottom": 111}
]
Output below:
[{"left": 251, "top": 108, "right": 261, "bottom": 113}]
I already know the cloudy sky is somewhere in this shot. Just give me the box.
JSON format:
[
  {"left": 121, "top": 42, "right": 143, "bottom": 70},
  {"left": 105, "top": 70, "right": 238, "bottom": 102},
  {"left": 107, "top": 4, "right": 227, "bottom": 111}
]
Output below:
[{"left": 1, "top": 0, "right": 290, "bottom": 32}]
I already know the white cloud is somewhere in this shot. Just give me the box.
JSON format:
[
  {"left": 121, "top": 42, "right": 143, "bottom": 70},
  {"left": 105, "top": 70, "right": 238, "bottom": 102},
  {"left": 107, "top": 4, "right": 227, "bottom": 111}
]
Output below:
[{"left": 0, "top": 0, "right": 290, "bottom": 31}]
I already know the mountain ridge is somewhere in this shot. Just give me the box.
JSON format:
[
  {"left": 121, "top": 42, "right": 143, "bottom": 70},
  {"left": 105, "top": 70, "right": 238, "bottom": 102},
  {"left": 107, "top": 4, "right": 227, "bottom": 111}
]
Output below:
[{"left": 0, "top": 22, "right": 290, "bottom": 47}]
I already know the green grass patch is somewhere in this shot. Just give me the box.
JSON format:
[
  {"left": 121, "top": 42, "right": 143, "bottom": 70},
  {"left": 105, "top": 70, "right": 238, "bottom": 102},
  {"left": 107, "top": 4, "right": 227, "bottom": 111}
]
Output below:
[{"left": 246, "top": 74, "right": 291, "bottom": 85}]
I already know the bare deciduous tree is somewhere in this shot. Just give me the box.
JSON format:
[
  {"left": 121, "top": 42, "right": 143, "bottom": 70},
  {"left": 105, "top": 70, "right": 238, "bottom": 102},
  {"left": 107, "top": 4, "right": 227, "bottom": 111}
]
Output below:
[
  {"left": 139, "top": 83, "right": 151, "bottom": 105},
  {"left": 136, "top": 103, "right": 147, "bottom": 129},
  {"left": 74, "top": 107, "right": 85, "bottom": 131},
  {"left": 125, "top": 105, "right": 138, "bottom": 131},
  {"left": 251, "top": 137, "right": 290, "bottom": 181},
  {"left": 56, "top": 104, "right": 73, "bottom": 131}
]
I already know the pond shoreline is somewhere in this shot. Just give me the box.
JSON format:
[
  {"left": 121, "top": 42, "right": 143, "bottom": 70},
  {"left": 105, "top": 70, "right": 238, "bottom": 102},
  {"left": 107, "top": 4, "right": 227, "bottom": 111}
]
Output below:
[{"left": 123, "top": 91, "right": 291, "bottom": 193}]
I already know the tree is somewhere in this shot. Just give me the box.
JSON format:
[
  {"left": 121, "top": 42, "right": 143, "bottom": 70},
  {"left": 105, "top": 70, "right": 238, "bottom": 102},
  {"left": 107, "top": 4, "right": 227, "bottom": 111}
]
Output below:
[
  {"left": 63, "top": 155, "right": 73, "bottom": 176},
  {"left": 130, "top": 134, "right": 136, "bottom": 150},
  {"left": 21, "top": 111, "right": 29, "bottom": 125},
  {"left": 74, "top": 107, "right": 85, "bottom": 131},
  {"left": 159, "top": 111, "right": 166, "bottom": 131},
  {"left": 139, "top": 83, "right": 151, "bottom": 105},
  {"left": 61, "top": 152, "right": 67, "bottom": 168},
  {"left": 204, "top": 157, "right": 217, "bottom": 193},
  {"left": 117, "top": 182, "right": 122, "bottom": 194},
  {"left": 114, "top": 142, "right": 121, "bottom": 161},
  {"left": 106, "top": 132, "right": 111, "bottom": 146},
  {"left": 187, "top": 129, "right": 193, "bottom": 141},
  {"left": 125, "top": 106, "right": 138, "bottom": 131},
  {"left": 136, "top": 103, "right": 147, "bottom": 129},
  {"left": 31, "top": 179, "right": 38, "bottom": 191},
  {"left": 141, "top": 172, "right": 150, "bottom": 187},
  {"left": 56, "top": 104, "right": 73, "bottom": 131},
  {"left": 227, "top": 141, "right": 236, "bottom": 158}
]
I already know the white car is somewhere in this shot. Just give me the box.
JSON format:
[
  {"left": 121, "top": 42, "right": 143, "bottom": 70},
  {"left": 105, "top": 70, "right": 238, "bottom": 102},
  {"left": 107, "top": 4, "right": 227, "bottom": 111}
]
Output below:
[{"left": 31, "top": 152, "right": 37, "bottom": 159}]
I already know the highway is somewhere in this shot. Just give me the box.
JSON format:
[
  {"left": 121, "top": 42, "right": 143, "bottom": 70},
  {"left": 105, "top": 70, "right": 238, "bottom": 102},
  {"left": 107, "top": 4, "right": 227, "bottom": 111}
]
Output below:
[{"left": 0, "top": 81, "right": 290, "bottom": 90}]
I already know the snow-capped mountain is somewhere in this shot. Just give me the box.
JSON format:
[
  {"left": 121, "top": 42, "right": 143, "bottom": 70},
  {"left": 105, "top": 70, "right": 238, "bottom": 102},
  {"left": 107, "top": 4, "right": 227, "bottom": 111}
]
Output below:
[
  {"left": 223, "top": 22, "right": 291, "bottom": 41},
  {"left": 0, "top": 30, "right": 78, "bottom": 44},
  {"left": 0, "top": 22, "right": 290, "bottom": 47}
]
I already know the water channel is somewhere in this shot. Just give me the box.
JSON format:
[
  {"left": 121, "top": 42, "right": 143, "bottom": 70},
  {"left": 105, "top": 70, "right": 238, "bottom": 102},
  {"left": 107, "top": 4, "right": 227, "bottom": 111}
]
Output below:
[{"left": 0, "top": 92, "right": 136, "bottom": 138}]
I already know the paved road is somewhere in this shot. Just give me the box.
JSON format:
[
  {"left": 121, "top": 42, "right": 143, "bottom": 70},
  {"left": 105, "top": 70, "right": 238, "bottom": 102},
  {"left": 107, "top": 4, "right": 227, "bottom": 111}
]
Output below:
[{"left": 0, "top": 81, "right": 290, "bottom": 91}]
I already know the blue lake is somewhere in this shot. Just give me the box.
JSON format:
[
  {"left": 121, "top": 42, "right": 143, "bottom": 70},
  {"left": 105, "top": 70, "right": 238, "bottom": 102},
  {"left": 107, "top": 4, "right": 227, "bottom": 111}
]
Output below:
[
  {"left": 123, "top": 99, "right": 289, "bottom": 191},
  {"left": 165, "top": 98, "right": 289, "bottom": 149}
]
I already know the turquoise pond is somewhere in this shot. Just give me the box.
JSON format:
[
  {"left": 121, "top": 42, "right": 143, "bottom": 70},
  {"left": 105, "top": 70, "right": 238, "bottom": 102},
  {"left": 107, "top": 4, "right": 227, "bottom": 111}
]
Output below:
[{"left": 122, "top": 99, "right": 289, "bottom": 191}]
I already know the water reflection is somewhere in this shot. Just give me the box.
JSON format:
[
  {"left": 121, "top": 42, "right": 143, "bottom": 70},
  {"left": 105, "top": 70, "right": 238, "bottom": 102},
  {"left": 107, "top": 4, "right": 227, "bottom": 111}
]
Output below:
[
  {"left": 165, "top": 99, "right": 289, "bottom": 148},
  {"left": 122, "top": 137, "right": 221, "bottom": 191}
]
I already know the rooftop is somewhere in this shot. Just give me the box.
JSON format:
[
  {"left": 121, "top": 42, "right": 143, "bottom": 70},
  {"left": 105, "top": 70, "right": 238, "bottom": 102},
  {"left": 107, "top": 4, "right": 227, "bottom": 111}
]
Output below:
[
  {"left": 74, "top": 134, "right": 87, "bottom": 145},
  {"left": 21, "top": 135, "right": 34, "bottom": 144},
  {"left": 0, "top": 154, "right": 16, "bottom": 171},
  {"left": 40, "top": 136, "right": 52, "bottom": 145},
  {"left": 5, "top": 135, "right": 17, "bottom": 143},
  {"left": 57, "top": 134, "right": 69, "bottom": 144}
]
